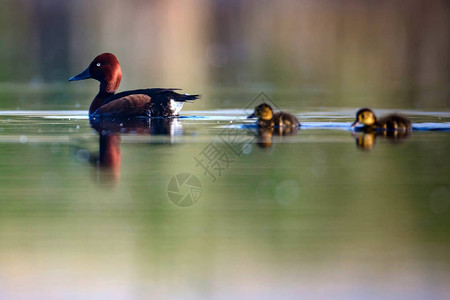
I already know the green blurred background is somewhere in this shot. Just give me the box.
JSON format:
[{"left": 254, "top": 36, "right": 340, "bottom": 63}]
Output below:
[{"left": 0, "top": 0, "right": 449, "bottom": 110}]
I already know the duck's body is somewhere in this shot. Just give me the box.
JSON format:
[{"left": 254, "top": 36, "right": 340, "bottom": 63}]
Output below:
[
  {"left": 352, "top": 108, "right": 411, "bottom": 131},
  {"left": 69, "top": 53, "right": 199, "bottom": 117},
  {"left": 90, "top": 88, "right": 197, "bottom": 118},
  {"left": 248, "top": 103, "right": 300, "bottom": 129}
]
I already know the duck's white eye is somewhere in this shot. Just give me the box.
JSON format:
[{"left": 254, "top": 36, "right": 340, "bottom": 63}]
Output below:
[{"left": 96, "top": 62, "right": 101, "bottom": 67}]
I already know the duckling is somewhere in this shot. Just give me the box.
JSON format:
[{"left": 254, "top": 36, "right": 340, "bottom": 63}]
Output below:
[
  {"left": 351, "top": 108, "right": 411, "bottom": 131},
  {"left": 247, "top": 103, "right": 300, "bottom": 129}
]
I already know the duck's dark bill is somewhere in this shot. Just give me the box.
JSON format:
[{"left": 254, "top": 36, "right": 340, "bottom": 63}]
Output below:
[
  {"left": 69, "top": 67, "right": 91, "bottom": 81},
  {"left": 247, "top": 113, "right": 256, "bottom": 119}
]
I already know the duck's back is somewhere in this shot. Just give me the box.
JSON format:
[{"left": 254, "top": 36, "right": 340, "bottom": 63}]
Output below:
[
  {"left": 377, "top": 114, "right": 411, "bottom": 131},
  {"left": 94, "top": 88, "right": 199, "bottom": 117}
]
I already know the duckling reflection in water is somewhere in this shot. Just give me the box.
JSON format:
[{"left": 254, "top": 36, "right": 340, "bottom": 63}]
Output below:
[
  {"left": 352, "top": 132, "right": 377, "bottom": 151},
  {"left": 255, "top": 125, "right": 300, "bottom": 149},
  {"left": 247, "top": 103, "right": 300, "bottom": 149},
  {"left": 352, "top": 130, "right": 411, "bottom": 151},
  {"left": 256, "top": 127, "right": 274, "bottom": 149},
  {"left": 351, "top": 108, "right": 412, "bottom": 131}
]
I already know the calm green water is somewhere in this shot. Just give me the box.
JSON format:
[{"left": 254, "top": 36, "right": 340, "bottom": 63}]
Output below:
[{"left": 0, "top": 106, "right": 449, "bottom": 299}]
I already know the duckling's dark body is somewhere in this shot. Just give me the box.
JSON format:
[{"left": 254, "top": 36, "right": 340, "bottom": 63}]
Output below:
[
  {"left": 352, "top": 108, "right": 411, "bottom": 131},
  {"left": 69, "top": 53, "right": 199, "bottom": 118},
  {"left": 375, "top": 114, "right": 412, "bottom": 131}
]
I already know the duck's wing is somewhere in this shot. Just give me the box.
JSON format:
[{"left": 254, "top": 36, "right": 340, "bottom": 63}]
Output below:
[
  {"left": 94, "top": 94, "right": 153, "bottom": 117},
  {"left": 102, "top": 88, "right": 199, "bottom": 105}
]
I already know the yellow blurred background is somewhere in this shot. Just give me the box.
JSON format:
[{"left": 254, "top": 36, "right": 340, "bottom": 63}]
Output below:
[
  {"left": 0, "top": 0, "right": 450, "bottom": 107},
  {"left": 0, "top": 0, "right": 449, "bottom": 109}
]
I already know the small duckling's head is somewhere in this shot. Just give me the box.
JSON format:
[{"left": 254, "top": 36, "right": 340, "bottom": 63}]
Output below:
[
  {"left": 352, "top": 108, "right": 376, "bottom": 127},
  {"left": 247, "top": 103, "right": 273, "bottom": 121}
]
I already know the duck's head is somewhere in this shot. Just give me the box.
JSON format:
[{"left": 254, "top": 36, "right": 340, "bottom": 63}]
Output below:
[
  {"left": 69, "top": 53, "right": 122, "bottom": 93},
  {"left": 247, "top": 103, "right": 273, "bottom": 120},
  {"left": 352, "top": 108, "right": 376, "bottom": 127}
]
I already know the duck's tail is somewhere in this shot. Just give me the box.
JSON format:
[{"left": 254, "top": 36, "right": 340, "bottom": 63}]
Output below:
[
  {"left": 154, "top": 88, "right": 200, "bottom": 102},
  {"left": 174, "top": 93, "right": 201, "bottom": 102}
]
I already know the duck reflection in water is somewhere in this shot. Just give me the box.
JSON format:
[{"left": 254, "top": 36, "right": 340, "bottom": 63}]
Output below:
[
  {"left": 352, "top": 129, "right": 411, "bottom": 151},
  {"left": 95, "top": 132, "right": 122, "bottom": 184},
  {"left": 89, "top": 117, "right": 181, "bottom": 185}
]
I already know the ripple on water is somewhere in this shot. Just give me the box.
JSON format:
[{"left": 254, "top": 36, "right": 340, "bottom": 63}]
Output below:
[{"left": 0, "top": 110, "right": 449, "bottom": 133}]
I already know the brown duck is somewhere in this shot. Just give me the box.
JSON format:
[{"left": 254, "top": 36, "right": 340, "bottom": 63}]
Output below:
[{"left": 69, "top": 53, "right": 200, "bottom": 118}]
